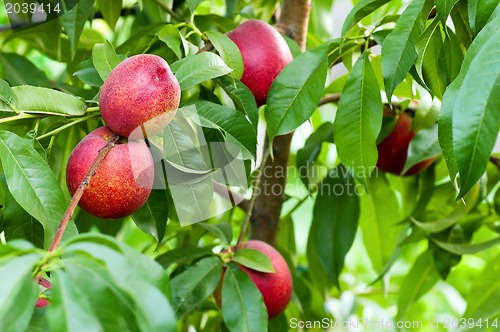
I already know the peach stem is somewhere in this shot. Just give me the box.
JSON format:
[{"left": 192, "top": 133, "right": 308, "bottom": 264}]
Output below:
[{"left": 48, "top": 133, "right": 120, "bottom": 252}]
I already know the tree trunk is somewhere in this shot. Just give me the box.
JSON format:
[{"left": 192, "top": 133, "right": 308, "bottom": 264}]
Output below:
[{"left": 249, "top": 0, "right": 311, "bottom": 245}]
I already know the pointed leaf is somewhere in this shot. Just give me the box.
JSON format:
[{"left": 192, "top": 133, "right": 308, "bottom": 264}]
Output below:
[
  {"left": 0, "top": 53, "right": 51, "bottom": 88},
  {"left": 92, "top": 40, "right": 120, "bottom": 81},
  {"left": 468, "top": 0, "right": 500, "bottom": 34},
  {"left": 341, "top": 0, "right": 391, "bottom": 36},
  {"left": 0, "top": 254, "right": 41, "bottom": 332},
  {"left": 97, "top": 0, "right": 121, "bottom": 30},
  {"left": 450, "top": 24, "right": 500, "bottom": 197},
  {"left": 59, "top": 0, "right": 96, "bottom": 58},
  {"left": 360, "top": 174, "right": 404, "bottom": 273},
  {"left": 0, "top": 79, "right": 13, "bottom": 106},
  {"left": 435, "top": 0, "right": 455, "bottom": 23},
  {"left": 205, "top": 30, "right": 244, "bottom": 79},
  {"left": 233, "top": 248, "right": 275, "bottom": 273},
  {"left": 171, "top": 256, "right": 223, "bottom": 317},
  {"left": 47, "top": 270, "right": 103, "bottom": 332},
  {"left": 216, "top": 75, "right": 259, "bottom": 128},
  {"left": 198, "top": 222, "right": 233, "bottom": 244},
  {"left": 222, "top": 263, "right": 268, "bottom": 331},
  {"left": 266, "top": 43, "right": 328, "bottom": 140},
  {"left": 156, "top": 246, "right": 214, "bottom": 268},
  {"left": 0, "top": 131, "right": 78, "bottom": 249},
  {"left": 0, "top": 86, "right": 87, "bottom": 116},
  {"left": 397, "top": 251, "right": 439, "bottom": 320},
  {"left": 157, "top": 25, "right": 184, "bottom": 59},
  {"left": 382, "top": 0, "right": 433, "bottom": 101},
  {"left": 402, "top": 124, "right": 440, "bottom": 174},
  {"left": 334, "top": 53, "right": 382, "bottom": 186},
  {"left": 309, "top": 166, "right": 360, "bottom": 286},
  {"left": 131, "top": 190, "right": 168, "bottom": 243},
  {"left": 296, "top": 122, "right": 334, "bottom": 188},
  {"left": 174, "top": 52, "right": 232, "bottom": 90},
  {"left": 184, "top": 101, "right": 257, "bottom": 159}
]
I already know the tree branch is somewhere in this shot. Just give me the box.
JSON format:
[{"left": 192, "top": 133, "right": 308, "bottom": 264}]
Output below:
[
  {"left": 318, "top": 93, "right": 341, "bottom": 106},
  {"left": 248, "top": 0, "right": 311, "bottom": 245},
  {"left": 48, "top": 133, "right": 120, "bottom": 252}
]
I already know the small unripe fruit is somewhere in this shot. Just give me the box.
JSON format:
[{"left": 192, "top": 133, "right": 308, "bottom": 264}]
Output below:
[
  {"left": 66, "top": 127, "right": 154, "bottom": 219},
  {"left": 99, "top": 54, "right": 180, "bottom": 138},
  {"left": 216, "top": 240, "right": 293, "bottom": 319},
  {"left": 228, "top": 20, "right": 293, "bottom": 106},
  {"left": 377, "top": 112, "right": 435, "bottom": 176}
]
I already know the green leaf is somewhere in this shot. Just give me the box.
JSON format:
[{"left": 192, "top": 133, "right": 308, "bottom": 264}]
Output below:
[
  {"left": 131, "top": 190, "right": 168, "bottom": 243},
  {"left": 171, "top": 256, "right": 223, "bottom": 317},
  {"left": 184, "top": 101, "right": 257, "bottom": 159},
  {"left": 63, "top": 256, "right": 135, "bottom": 331},
  {"left": 439, "top": 27, "right": 464, "bottom": 86},
  {"left": 216, "top": 75, "right": 259, "bottom": 128},
  {"left": 205, "top": 30, "right": 244, "bottom": 79},
  {"left": 468, "top": 0, "right": 500, "bottom": 34},
  {"left": 157, "top": 25, "right": 184, "bottom": 60},
  {"left": 0, "top": 79, "right": 13, "bottom": 105},
  {"left": 382, "top": 0, "right": 433, "bottom": 101},
  {"left": 415, "top": 19, "right": 446, "bottom": 98},
  {"left": 0, "top": 86, "right": 87, "bottom": 116},
  {"left": 435, "top": 0, "right": 455, "bottom": 23},
  {"left": 402, "top": 124, "right": 440, "bottom": 174},
  {"left": 233, "top": 248, "right": 275, "bottom": 273},
  {"left": 433, "top": 237, "right": 500, "bottom": 255},
  {"left": 63, "top": 235, "right": 175, "bottom": 331},
  {"left": 0, "top": 53, "right": 51, "bottom": 88},
  {"left": 59, "top": 0, "right": 96, "bottom": 59},
  {"left": 187, "top": 0, "right": 205, "bottom": 12},
  {"left": 396, "top": 250, "right": 439, "bottom": 320},
  {"left": 449, "top": 23, "right": 500, "bottom": 198},
  {"left": 174, "top": 53, "right": 232, "bottom": 90},
  {"left": 0, "top": 254, "right": 41, "bottom": 332},
  {"left": 266, "top": 43, "right": 328, "bottom": 140},
  {"left": 47, "top": 270, "right": 103, "bottom": 332},
  {"left": 74, "top": 59, "right": 104, "bottom": 87},
  {"left": 222, "top": 263, "right": 268, "bottom": 331},
  {"left": 92, "top": 40, "right": 120, "bottom": 81},
  {"left": 439, "top": 15, "right": 500, "bottom": 185},
  {"left": 451, "top": 0, "right": 473, "bottom": 48},
  {"left": 0, "top": 131, "right": 78, "bottom": 249},
  {"left": 309, "top": 166, "right": 360, "bottom": 287},
  {"left": 163, "top": 114, "right": 210, "bottom": 171},
  {"left": 359, "top": 174, "right": 404, "bottom": 273},
  {"left": 97, "top": 0, "right": 121, "bottom": 30},
  {"left": 341, "top": 0, "right": 391, "bottom": 36},
  {"left": 156, "top": 246, "right": 214, "bottom": 268},
  {"left": 333, "top": 53, "right": 382, "bottom": 187},
  {"left": 464, "top": 253, "right": 500, "bottom": 319},
  {"left": 296, "top": 122, "right": 334, "bottom": 188},
  {"left": 3, "top": 188, "right": 44, "bottom": 248},
  {"left": 198, "top": 222, "right": 233, "bottom": 244}
]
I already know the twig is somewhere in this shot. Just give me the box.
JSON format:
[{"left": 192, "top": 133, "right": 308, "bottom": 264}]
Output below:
[
  {"left": 318, "top": 93, "right": 341, "bottom": 106},
  {"left": 48, "top": 133, "right": 120, "bottom": 252},
  {"left": 0, "top": 113, "right": 38, "bottom": 124},
  {"left": 236, "top": 150, "right": 270, "bottom": 248},
  {"left": 36, "top": 114, "right": 98, "bottom": 140},
  {"left": 197, "top": 42, "right": 214, "bottom": 54}
]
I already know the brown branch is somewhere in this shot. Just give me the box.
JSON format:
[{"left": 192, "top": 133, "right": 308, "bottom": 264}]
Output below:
[
  {"left": 197, "top": 42, "right": 214, "bottom": 54},
  {"left": 318, "top": 93, "right": 341, "bottom": 106},
  {"left": 48, "top": 133, "right": 120, "bottom": 252},
  {"left": 248, "top": 0, "right": 311, "bottom": 245}
]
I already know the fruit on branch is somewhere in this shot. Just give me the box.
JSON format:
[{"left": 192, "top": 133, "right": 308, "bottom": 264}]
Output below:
[
  {"left": 376, "top": 112, "right": 434, "bottom": 176},
  {"left": 99, "top": 54, "right": 180, "bottom": 138},
  {"left": 228, "top": 20, "right": 293, "bottom": 106},
  {"left": 35, "top": 298, "right": 50, "bottom": 308},
  {"left": 66, "top": 126, "right": 154, "bottom": 219},
  {"left": 216, "top": 240, "right": 293, "bottom": 318}
]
